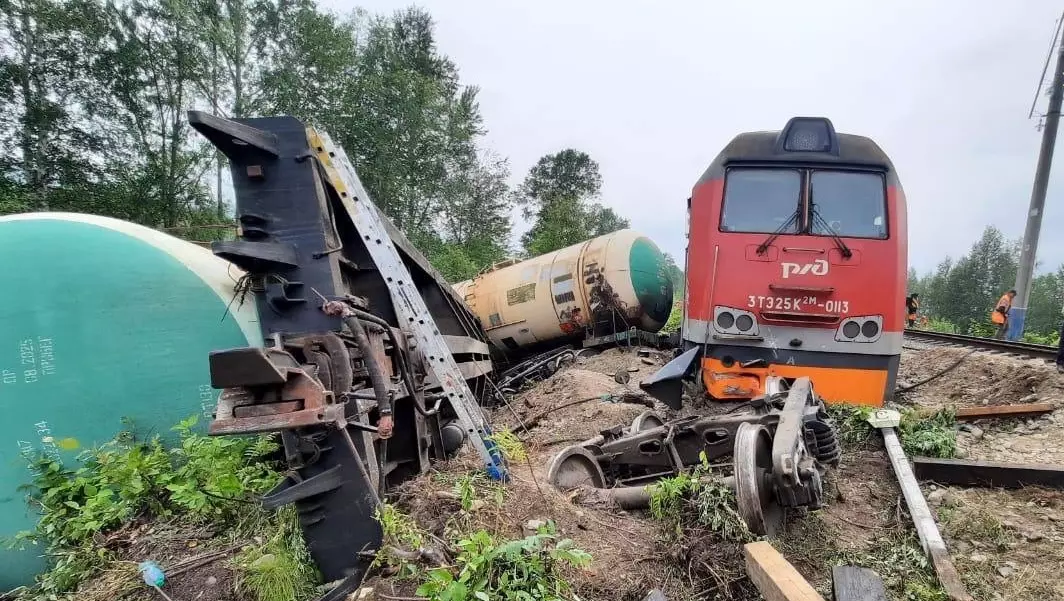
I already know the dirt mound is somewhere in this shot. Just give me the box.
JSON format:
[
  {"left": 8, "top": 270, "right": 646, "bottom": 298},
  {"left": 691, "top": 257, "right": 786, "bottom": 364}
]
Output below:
[
  {"left": 497, "top": 367, "right": 659, "bottom": 449},
  {"left": 898, "top": 346, "right": 1064, "bottom": 409},
  {"left": 897, "top": 346, "right": 1064, "bottom": 465},
  {"left": 390, "top": 454, "right": 673, "bottom": 601}
]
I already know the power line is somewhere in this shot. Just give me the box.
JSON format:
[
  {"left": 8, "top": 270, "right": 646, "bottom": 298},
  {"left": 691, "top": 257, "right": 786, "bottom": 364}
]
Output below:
[{"left": 1029, "top": 11, "right": 1064, "bottom": 121}]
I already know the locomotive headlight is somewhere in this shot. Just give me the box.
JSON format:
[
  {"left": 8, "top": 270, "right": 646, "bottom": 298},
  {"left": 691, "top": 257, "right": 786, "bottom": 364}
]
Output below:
[
  {"left": 713, "top": 306, "right": 759, "bottom": 336},
  {"left": 779, "top": 117, "right": 837, "bottom": 153},
  {"left": 842, "top": 321, "right": 861, "bottom": 339},
  {"left": 716, "top": 311, "right": 735, "bottom": 329},
  {"left": 861, "top": 320, "right": 880, "bottom": 338},
  {"left": 835, "top": 315, "right": 883, "bottom": 343}
]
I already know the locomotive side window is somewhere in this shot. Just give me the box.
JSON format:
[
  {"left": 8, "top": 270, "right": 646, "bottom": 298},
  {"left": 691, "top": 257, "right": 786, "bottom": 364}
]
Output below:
[
  {"left": 809, "top": 171, "right": 887, "bottom": 239},
  {"left": 720, "top": 168, "right": 801, "bottom": 234}
]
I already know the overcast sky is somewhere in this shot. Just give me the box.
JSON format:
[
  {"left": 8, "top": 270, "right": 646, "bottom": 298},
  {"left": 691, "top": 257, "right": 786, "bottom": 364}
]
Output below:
[{"left": 320, "top": 0, "right": 1064, "bottom": 275}]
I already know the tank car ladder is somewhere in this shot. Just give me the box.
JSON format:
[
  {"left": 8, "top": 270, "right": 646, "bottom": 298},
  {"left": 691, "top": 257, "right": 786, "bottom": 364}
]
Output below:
[{"left": 307, "top": 128, "right": 508, "bottom": 481}]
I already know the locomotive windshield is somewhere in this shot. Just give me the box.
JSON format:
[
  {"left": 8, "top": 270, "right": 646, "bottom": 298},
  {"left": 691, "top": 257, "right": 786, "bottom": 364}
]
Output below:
[
  {"left": 719, "top": 168, "right": 801, "bottom": 234},
  {"left": 809, "top": 171, "right": 887, "bottom": 239},
  {"left": 720, "top": 167, "right": 887, "bottom": 239}
]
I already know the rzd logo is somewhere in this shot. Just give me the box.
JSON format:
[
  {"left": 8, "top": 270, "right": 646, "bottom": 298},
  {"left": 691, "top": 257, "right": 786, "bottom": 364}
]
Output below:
[{"left": 781, "top": 259, "right": 829, "bottom": 279}]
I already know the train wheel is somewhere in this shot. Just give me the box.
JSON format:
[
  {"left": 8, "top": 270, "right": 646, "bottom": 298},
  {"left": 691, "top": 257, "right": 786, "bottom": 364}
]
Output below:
[
  {"left": 733, "top": 422, "right": 783, "bottom": 536},
  {"left": 630, "top": 411, "right": 665, "bottom": 432},
  {"left": 547, "top": 445, "right": 606, "bottom": 490}
]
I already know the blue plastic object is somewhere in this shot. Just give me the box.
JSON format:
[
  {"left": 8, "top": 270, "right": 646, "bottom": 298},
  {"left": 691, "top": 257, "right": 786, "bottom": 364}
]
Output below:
[
  {"left": 480, "top": 426, "right": 509, "bottom": 482},
  {"left": 139, "top": 560, "right": 166, "bottom": 587}
]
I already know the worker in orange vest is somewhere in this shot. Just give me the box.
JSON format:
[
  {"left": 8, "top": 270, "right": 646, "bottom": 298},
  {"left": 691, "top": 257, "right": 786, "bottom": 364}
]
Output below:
[
  {"left": 905, "top": 293, "right": 920, "bottom": 328},
  {"left": 991, "top": 289, "right": 1016, "bottom": 339}
]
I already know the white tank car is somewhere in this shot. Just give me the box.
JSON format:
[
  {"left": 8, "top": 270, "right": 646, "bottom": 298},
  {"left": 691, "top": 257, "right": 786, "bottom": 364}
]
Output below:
[
  {"left": 0, "top": 212, "right": 260, "bottom": 587},
  {"left": 454, "top": 229, "right": 674, "bottom": 352}
]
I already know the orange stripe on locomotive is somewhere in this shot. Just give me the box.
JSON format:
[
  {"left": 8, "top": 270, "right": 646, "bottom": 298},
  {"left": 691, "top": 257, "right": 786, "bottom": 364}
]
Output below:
[{"left": 681, "top": 117, "right": 907, "bottom": 407}]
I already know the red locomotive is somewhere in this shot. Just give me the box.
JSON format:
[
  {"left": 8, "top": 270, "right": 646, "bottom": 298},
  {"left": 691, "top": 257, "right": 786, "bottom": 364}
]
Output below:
[{"left": 646, "top": 117, "right": 906, "bottom": 407}]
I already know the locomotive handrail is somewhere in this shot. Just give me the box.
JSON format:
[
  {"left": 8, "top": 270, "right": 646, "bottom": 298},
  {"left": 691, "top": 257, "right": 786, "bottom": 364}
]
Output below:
[
  {"left": 760, "top": 311, "right": 841, "bottom": 325},
  {"left": 781, "top": 247, "right": 826, "bottom": 254},
  {"left": 483, "top": 317, "right": 529, "bottom": 331},
  {"left": 768, "top": 284, "right": 835, "bottom": 293}
]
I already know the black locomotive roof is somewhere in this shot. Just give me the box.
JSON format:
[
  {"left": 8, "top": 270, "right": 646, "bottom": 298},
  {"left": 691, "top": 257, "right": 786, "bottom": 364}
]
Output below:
[{"left": 697, "top": 119, "right": 897, "bottom": 184}]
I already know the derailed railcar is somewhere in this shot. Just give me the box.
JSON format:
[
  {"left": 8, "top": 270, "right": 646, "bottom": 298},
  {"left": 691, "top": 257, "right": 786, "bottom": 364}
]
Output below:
[
  {"left": 655, "top": 117, "right": 907, "bottom": 407},
  {"left": 453, "top": 229, "right": 674, "bottom": 356},
  {"left": 188, "top": 112, "right": 502, "bottom": 600}
]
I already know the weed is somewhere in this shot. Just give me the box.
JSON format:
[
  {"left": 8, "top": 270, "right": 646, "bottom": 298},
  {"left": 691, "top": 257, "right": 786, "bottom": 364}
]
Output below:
[
  {"left": 12, "top": 415, "right": 287, "bottom": 597},
  {"left": 662, "top": 300, "right": 683, "bottom": 333},
  {"left": 690, "top": 480, "right": 753, "bottom": 544},
  {"left": 925, "top": 319, "right": 959, "bottom": 334},
  {"left": 647, "top": 471, "right": 698, "bottom": 538},
  {"left": 899, "top": 408, "right": 957, "bottom": 458},
  {"left": 376, "top": 502, "right": 425, "bottom": 550},
  {"left": 1023, "top": 330, "right": 1061, "bottom": 345},
  {"left": 779, "top": 512, "right": 947, "bottom": 600},
  {"left": 967, "top": 320, "right": 997, "bottom": 338},
  {"left": 234, "top": 508, "right": 319, "bottom": 601},
  {"left": 834, "top": 530, "right": 947, "bottom": 600},
  {"left": 646, "top": 453, "right": 751, "bottom": 544},
  {"left": 416, "top": 522, "right": 591, "bottom": 601},
  {"left": 452, "top": 473, "right": 504, "bottom": 512},
  {"left": 372, "top": 504, "right": 591, "bottom": 601},
  {"left": 487, "top": 429, "right": 527, "bottom": 463},
  {"left": 938, "top": 506, "right": 1010, "bottom": 550},
  {"left": 826, "top": 403, "right": 875, "bottom": 446}
]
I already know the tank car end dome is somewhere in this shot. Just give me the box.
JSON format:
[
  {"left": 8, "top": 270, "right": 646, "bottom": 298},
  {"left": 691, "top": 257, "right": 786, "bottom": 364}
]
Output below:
[
  {"left": 628, "top": 235, "right": 674, "bottom": 331},
  {"left": 0, "top": 212, "right": 260, "bottom": 588}
]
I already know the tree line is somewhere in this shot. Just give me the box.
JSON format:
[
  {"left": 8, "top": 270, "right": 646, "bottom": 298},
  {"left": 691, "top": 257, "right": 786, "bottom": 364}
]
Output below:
[
  {"left": 908, "top": 226, "right": 1064, "bottom": 343},
  {"left": 0, "top": 0, "right": 631, "bottom": 282}
]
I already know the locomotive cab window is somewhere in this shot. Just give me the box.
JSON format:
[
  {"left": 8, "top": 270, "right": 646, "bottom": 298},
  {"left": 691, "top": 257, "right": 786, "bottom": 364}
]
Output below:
[
  {"left": 809, "top": 171, "right": 887, "bottom": 239},
  {"left": 720, "top": 168, "right": 801, "bottom": 234}
]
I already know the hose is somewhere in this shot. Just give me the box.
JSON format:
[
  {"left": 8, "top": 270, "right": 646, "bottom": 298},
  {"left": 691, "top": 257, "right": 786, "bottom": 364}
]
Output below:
[
  {"left": 894, "top": 349, "right": 977, "bottom": 394},
  {"left": 340, "top": 315, "right": 392, "bottom": 416},
  {"left": 346, "top": 307, "right": 438, "bottom": 416}
]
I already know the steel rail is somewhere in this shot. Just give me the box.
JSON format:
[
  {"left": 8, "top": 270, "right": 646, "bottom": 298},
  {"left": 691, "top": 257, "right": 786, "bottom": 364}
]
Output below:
[{"left": 904, "top": 329, "right": 1057, "bottom": 360}]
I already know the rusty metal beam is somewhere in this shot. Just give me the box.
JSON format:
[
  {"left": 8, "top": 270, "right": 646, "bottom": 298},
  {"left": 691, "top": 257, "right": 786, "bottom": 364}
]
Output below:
[
  {"left": 954, "top": 403, "right": 1054, "bottom": 421},
  {"left": 912, "top": 457, "right": 1064, "bottom": 490}
]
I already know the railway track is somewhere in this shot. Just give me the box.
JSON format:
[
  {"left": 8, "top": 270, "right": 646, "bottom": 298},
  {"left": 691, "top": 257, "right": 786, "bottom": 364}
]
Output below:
[{"left": 904, "top": 329, "right": 1057, "bottom": 360}]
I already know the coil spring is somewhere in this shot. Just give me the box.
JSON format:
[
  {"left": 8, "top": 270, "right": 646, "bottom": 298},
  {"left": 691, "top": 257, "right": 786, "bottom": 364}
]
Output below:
[{"left": 805, "top": 419, "right": 841, "bottom": 467}]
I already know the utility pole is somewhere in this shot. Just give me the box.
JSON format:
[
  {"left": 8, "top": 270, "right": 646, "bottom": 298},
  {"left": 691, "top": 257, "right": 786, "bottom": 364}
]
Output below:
[{"left": 1009, "top": 16, "right": 1064, "bottom": 340}]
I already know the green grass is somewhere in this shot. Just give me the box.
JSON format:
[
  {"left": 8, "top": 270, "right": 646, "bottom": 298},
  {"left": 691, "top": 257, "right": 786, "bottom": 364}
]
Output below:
[
  {"left": 899, "top": 408, "right": 957, "bottom": 459},
  {"left": 662, "top": 300, "right": 683, "bottom": 333},
  {"left": 826, "top": 403, "right": 875, "bottom": 446},
  {"left": 235, "top": 508, "right": 319, "bottom": 601}
]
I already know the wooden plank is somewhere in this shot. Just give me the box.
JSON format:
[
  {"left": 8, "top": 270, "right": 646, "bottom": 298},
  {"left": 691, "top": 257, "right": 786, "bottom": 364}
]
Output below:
[
  {"left": 832, "top": 566, "right": 887, "bottom": 601},
  {"left": 912, "top": 457, "right": 1064, "bottom": 490},
  {"left": 742, "top": 541, "right": 825, "bottom": 601},
  {"left": 955, "top": 403, "right": 1053, "bottom": 420},
  {"left": 880, "top": 428, "right": 972, "bottom": 601}
]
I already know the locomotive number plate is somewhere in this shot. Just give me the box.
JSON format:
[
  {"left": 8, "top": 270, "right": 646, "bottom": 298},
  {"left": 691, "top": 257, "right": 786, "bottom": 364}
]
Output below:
[{"left": 747, "top": 295, "right": 850, "bottom": 314}]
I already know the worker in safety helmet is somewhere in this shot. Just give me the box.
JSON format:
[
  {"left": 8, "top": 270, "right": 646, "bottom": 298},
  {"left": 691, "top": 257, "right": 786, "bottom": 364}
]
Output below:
[
  {"left": 905, "top": 293, "right": 920, "bottom": 329},
  {"left": 991, "top": 289, "right": 1016, "bottom": 339}
]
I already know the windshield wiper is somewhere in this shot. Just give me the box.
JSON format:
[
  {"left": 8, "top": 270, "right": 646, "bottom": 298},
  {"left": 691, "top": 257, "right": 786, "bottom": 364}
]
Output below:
[
  {"left": 810, "top": 204, "right": 852, "bottom": 259},
  {"left": 756, "top": 207, "right": 800, "bottom": 255}
]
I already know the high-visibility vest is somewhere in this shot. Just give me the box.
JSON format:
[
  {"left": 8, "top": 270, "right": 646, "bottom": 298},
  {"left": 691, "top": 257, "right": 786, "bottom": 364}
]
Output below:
[{"left": 991, "top": 294, "right": 1011, "bottom": 324}]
